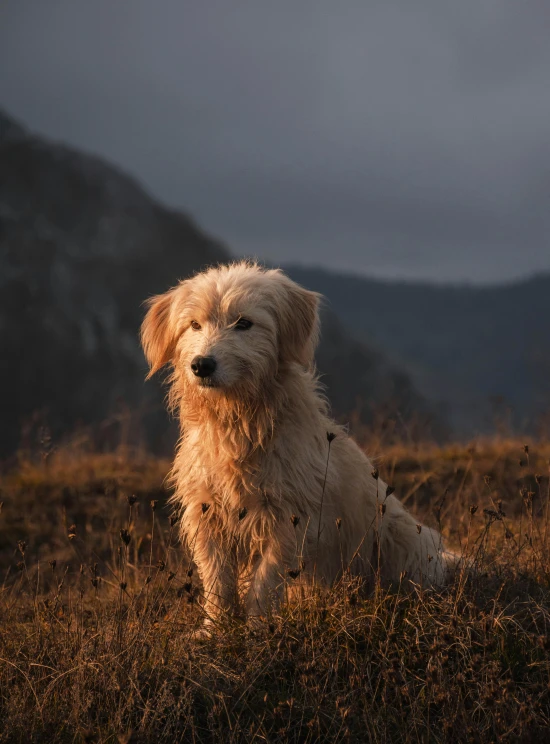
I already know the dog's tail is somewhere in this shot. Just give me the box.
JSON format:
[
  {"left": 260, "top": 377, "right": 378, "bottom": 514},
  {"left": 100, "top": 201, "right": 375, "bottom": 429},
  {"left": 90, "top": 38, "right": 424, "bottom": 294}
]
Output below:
[{"left": 377, "top": 502, "right": 458, "bottom": 588}]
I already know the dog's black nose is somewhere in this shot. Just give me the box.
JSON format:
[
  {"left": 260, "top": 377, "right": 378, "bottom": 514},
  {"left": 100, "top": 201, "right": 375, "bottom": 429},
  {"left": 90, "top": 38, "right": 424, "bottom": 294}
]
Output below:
[{"left": 191, "top": 356, "right": 217, "bottom": 378}]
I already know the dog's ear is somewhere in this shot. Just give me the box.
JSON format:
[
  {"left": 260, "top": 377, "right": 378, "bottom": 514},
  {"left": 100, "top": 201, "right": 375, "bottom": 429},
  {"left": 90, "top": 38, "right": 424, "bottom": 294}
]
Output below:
[
  {"left": 275, "top": 274, "right": 321, "bottom": 367},
  {"left": 141, "top": 286, "right": 182, "bottom": 378}
]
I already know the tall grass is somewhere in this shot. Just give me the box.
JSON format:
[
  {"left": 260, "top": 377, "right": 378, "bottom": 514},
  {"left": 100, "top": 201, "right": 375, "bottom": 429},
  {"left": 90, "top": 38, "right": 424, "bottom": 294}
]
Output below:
[{"left": 1, "top": 439, "right": 550, "bottom": 742}]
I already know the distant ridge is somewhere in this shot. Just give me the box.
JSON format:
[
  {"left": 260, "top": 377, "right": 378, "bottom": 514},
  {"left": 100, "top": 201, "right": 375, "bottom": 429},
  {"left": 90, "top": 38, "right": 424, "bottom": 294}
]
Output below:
[{"left": 286, "top": 265, "right": 550, "bottom": 436}]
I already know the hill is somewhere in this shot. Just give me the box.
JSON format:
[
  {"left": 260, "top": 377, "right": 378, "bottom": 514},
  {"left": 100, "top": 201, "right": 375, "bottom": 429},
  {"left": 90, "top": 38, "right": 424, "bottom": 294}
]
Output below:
[
  {"left": 287, "top": 265, "right": 550, "bottom": 437},
  {"left": 0, "top": 111, "right": 437, "bottom": 455},
  {"left": 0, "top": 109, "right": 228, "bottom": 456},
  {"left": 1, "top": 439, "right": 549, "bottom": 742}
]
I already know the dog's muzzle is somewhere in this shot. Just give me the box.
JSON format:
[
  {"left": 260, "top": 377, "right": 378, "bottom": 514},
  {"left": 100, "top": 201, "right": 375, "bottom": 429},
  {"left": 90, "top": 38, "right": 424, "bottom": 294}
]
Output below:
[{"left": 191, "top": 355, "right": 217, "bottom": 379}]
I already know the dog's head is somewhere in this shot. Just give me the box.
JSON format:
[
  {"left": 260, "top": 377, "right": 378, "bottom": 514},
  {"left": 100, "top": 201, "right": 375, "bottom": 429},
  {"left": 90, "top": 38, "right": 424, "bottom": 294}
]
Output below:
[{"left": 141, "top": 263, "right": 320, "bottom": 398}]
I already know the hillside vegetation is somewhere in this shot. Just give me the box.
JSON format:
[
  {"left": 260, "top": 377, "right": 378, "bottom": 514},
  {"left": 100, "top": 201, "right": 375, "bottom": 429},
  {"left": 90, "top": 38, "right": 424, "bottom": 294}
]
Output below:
[{"left": 1, "top": 437, "right": 549, "bottom": 742}]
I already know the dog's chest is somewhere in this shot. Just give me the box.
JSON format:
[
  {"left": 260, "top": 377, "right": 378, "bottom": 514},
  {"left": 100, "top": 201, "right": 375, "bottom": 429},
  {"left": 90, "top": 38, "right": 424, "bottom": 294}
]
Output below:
[
  {"left": 206, "top": 454, "right": 271, "bottom": 510},
  {"left": 177, "top": 424, "right": 306, "bottom": 527}
]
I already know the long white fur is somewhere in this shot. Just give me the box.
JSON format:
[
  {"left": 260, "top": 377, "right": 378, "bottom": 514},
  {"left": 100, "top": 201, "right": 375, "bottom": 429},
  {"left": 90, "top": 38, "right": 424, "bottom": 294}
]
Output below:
[{"left": 141, "top": 262, "right": 450, "bottom": 627}]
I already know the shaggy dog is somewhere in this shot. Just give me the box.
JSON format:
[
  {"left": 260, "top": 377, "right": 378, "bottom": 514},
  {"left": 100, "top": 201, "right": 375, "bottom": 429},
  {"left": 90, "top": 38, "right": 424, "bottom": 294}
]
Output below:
[{"left": 141, "top": 262, "right": 450, "bottom": 629}]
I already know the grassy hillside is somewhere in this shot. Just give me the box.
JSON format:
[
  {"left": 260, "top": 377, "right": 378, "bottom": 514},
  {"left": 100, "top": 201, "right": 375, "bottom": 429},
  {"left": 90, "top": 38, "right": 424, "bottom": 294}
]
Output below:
[{"left": 1, "top": 437, "right": 550, "bottom": 742}]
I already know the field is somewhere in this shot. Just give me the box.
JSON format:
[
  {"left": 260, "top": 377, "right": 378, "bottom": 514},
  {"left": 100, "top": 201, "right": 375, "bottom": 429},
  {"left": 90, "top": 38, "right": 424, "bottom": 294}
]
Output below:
[{"left": 1, "top": 437, "right": 550, "bottom": 743}]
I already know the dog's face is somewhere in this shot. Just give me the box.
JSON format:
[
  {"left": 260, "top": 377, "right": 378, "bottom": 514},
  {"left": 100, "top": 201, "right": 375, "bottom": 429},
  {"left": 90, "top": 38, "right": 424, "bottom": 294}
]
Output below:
[{"left": 141, "top": 264, "right": 320, "bottom": 399}]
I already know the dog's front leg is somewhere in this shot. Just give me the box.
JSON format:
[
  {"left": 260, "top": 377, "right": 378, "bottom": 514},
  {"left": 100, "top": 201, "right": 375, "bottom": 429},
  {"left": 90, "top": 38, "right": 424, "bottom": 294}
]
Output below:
[
  {"left": 193, "top": 525, "right": 238, "bottom": 629},
  {"left": 245, "top": 522, "right": 299, "bottom": 621},
  {"left": 245, "top": 544, "right": 285, "bottom": 620}
]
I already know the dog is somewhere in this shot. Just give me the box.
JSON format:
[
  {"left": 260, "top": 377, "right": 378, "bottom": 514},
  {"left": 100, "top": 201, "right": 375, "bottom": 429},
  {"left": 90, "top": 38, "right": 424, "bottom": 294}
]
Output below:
[{"left": 141, "top": 262, "right": 451, "bottom": 629}]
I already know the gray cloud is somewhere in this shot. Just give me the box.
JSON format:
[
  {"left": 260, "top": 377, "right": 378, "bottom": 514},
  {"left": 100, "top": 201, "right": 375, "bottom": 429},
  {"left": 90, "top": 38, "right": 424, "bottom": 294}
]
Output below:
[{"left": 2, "top": 0, "right": 549, "bottom": 282}]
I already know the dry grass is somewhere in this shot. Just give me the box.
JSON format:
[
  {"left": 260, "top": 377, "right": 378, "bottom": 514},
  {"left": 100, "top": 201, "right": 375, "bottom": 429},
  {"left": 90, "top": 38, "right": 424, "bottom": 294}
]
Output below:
[{"left": 1, "top": 438, "right": 550, "bottom": 743}]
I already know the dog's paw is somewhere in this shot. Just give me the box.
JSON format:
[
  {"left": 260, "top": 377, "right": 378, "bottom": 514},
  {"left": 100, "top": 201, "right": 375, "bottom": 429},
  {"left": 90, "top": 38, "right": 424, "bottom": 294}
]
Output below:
[
  {"left": 246, "top": 614, "right": 268, "bottom": 633},
  {"left": 190, "top": 622, "right": 214, "bottom": 641}
]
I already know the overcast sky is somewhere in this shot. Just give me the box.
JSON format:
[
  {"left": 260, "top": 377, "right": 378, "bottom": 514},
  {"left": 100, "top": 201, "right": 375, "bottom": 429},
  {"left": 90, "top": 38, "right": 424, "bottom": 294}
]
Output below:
[{"left": 2, "top": 1, "right": 550, "bottom": 283}]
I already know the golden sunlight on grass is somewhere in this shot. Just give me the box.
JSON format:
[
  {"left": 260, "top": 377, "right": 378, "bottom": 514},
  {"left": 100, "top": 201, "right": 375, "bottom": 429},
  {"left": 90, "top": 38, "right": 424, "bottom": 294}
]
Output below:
[{"left": 1, "top": 438, "right": 549, "bottom": 742}]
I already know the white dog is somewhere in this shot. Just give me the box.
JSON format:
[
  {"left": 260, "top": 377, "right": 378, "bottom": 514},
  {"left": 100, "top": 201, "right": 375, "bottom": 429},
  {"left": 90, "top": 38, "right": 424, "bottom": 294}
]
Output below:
[{"left": 141, "top": 262, "right": 450, "bottom": 628}]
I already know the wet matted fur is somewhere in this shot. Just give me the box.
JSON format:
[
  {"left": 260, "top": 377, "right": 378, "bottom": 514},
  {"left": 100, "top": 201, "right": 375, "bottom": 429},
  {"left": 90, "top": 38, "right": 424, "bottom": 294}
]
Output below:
[{"left": 141, "top": 262, "right": 451, "bottom": 628}]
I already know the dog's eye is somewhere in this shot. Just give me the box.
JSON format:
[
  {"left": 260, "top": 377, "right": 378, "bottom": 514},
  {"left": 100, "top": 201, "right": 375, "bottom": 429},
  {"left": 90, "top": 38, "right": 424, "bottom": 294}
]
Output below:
[
  {"left": 190, "top": 320, "right": 202, "bottom": 331},
  {"left": 234, "top": 318, "right": 253, "bottom": 331}
]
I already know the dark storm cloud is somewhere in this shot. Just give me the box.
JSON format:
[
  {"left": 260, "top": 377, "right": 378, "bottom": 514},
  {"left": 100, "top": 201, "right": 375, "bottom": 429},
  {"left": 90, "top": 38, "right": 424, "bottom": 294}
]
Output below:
[{"left": 2, "top": 0, "right": 549, "bottom": 282}]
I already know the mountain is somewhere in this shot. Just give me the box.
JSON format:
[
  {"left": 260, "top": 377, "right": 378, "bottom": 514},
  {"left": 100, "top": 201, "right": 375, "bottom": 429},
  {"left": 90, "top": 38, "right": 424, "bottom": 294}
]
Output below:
[
  {"left": 0, "top": 110, "right": 437, "bottom": 456},
  {"left": 286, "top": 266, "right": 550, "bottom": 437},
  {"left": 0, "top": 109, "right": 228, "bottom": 456}
]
